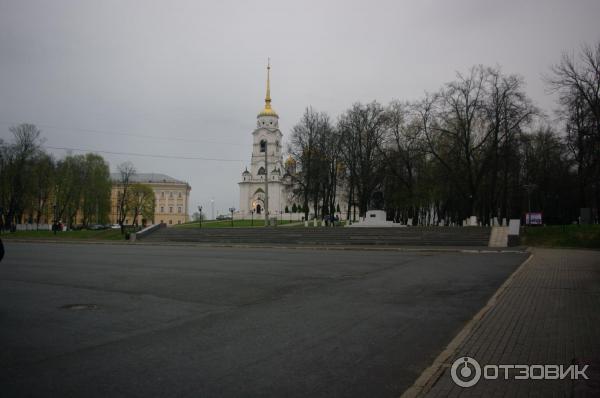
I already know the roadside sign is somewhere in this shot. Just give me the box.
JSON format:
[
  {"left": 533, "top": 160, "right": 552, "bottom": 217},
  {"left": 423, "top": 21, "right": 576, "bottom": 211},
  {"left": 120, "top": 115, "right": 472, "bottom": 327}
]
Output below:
[{"left": 525, "top": 212, "right": 542, "bottom": 225}]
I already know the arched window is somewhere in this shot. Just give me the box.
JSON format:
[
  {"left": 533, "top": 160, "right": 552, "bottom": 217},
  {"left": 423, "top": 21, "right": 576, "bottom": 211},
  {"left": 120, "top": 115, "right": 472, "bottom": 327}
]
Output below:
[
  {"left": 257, "top": 167, "right": 266, "bottom": 175},
  {"left": 260, "top": 140, "right": 266, "bottom": 152}
]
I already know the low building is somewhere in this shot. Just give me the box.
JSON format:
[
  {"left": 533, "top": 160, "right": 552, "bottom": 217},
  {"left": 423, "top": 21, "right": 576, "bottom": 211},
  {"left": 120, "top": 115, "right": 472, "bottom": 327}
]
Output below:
[{"left": 110, "top": 173, "right": 191, "bottom": 227}]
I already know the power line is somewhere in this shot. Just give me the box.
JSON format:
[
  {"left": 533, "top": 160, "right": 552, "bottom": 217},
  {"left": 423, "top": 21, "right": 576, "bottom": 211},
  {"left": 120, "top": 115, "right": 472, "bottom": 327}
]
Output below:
[
  {"left": 0, "top": 121, "right": 248, "bottom": 147},
  {"left": 44, "top": 145, "right": 245, "bottom": 162}
]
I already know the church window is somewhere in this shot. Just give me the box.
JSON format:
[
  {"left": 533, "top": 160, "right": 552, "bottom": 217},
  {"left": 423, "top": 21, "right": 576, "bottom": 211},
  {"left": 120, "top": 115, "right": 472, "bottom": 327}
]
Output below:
[
  {"left": 260, "top": 140, "right": 266, "bottom": 152},
  {"left": 178, "top": 207, "right": 182, "bottom": 213},
  {"left": 178, "top": 192, "right": 182, "bottom": 198},
  {"left": 160, "top": 206, "right": 164, "bottom": 213},
  {"left": 257, "top": 167, "right": 266, "bottom": 175},
  {"left": 169, "top": 220, "right": 172, "bottom": 224},
  {"left": 169, "top": 207, "right": 173, "bottom": 213}
]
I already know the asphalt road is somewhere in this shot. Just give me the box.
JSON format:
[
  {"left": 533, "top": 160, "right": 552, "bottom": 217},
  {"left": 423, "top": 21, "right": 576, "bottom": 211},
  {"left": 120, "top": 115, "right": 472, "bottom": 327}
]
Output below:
[{"left": 0, "top": 242, "right": 528, "bottom": 398}]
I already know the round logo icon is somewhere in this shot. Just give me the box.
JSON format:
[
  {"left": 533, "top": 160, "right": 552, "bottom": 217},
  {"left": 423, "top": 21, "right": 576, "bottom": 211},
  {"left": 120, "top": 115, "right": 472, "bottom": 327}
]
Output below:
[{"left": 450, "top": 356, "right": 481, "bottom": 387}]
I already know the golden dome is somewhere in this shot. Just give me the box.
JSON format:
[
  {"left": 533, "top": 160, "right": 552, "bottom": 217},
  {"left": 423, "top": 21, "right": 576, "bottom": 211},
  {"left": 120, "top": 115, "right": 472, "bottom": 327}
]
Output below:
[{"left": 258, "top": 59, "right": 278, "bottom": 118}]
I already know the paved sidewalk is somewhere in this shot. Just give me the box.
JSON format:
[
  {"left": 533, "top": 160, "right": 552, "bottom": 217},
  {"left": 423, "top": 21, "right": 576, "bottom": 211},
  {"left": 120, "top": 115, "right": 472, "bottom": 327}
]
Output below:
[{"left": 421, "top": 248, "right": 600, "bottom": 397}]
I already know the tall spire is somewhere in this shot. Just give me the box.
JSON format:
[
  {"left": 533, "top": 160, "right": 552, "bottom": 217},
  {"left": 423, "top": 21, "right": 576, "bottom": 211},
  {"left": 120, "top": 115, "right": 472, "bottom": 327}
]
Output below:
[
  {"left": 264, "top": 58, "right": 272, "bottom": 110},
  {"left": 258, "top": 58, "right": 278, "bottom": 118}
]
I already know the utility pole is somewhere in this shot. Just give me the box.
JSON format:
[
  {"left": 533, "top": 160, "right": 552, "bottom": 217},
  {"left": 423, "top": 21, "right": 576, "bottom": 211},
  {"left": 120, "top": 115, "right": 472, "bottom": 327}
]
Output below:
[{"left": 264, "top": 141, "right": 269, "bottom": 226}]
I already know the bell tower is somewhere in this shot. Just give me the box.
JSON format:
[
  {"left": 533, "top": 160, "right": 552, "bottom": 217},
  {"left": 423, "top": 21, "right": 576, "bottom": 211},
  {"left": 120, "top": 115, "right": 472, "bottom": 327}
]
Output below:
[{"left": 238, "top": 60, "right": 285, "bottom": 218}]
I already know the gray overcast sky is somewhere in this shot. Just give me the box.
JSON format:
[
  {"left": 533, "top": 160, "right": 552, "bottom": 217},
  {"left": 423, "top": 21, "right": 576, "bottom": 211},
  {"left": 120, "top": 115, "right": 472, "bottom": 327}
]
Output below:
[{"left": 1, "top": 0, "right": 599, "bottom": 216}]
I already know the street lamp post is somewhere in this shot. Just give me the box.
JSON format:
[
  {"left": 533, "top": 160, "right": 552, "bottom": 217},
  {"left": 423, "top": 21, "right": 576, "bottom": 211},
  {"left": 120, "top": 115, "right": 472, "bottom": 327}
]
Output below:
[
  {"left": 198, "top": 205, "right": 202, "bottom": 229},
  {"left": 229, "top": 207, "right": 236, "bottom": 227}
]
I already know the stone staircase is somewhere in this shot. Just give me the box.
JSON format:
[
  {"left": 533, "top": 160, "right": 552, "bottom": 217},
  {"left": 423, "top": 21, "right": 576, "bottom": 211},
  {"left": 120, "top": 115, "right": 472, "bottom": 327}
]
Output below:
[{"left": 140, "top": 226, "right": 492, "bottom": 247}]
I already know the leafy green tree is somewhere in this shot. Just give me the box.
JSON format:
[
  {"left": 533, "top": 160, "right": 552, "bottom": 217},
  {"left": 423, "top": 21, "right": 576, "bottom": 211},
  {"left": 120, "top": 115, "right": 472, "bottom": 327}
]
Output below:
[
  {"left": 80, "top": 154, "right": 111, "bottom": 226},
  {"left": 54, "top": 155, "right": 86, "bottom": 228},
  {"left": 127, "top": 183, "right": 155, "bottom": 227},
  {"left": 30, "top": 152, "right": 55, "bottom": 227}
]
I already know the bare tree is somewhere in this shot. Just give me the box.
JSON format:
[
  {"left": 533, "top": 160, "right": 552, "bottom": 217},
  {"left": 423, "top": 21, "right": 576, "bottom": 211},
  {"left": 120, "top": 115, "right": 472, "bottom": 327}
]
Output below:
[
  {"left": 339, "top": 102, "right": 388, "bottom": 217},
  {"left": 288, "top": 108, "right": 333, "bottom": 220},
  {"left": 546, "top": 41, "right": 600, "bottom": 211},
  {"left": 1, "top": 124, "right": 43, "bottom": 228},
  {"left": 116, "top": 161, "right": 136, "bottom": 233},
  {"left": 379, "top": 100, "right": 424, "bottom": 223}
]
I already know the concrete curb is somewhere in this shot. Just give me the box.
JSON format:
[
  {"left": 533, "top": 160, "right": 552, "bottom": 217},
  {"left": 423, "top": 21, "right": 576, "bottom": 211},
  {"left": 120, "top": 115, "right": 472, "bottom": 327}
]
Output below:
[
  {"left": 1, "top": 239, "right": 130, "bottom": 245},
  {"left": 399, "top": 249, "right": 535, "bottom": 398}
]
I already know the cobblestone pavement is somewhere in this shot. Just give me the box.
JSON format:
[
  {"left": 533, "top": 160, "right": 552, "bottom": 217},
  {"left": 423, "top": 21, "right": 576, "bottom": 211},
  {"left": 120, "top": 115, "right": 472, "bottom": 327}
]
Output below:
[{"left": 423, "top": 248, "right": 600, "bottom": 397}]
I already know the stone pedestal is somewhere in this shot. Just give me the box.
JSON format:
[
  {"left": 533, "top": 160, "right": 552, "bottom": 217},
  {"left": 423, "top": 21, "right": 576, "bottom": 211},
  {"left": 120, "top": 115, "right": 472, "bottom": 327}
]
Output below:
[{"left": 347, "top": 210, "right": 404, "bottom": 228}]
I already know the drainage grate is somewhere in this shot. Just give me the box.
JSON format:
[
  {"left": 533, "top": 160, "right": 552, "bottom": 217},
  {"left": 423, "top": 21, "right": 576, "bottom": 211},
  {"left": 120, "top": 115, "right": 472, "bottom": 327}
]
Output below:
[{"left": 60, "top": 304, "right": 98, "bottom": 310}]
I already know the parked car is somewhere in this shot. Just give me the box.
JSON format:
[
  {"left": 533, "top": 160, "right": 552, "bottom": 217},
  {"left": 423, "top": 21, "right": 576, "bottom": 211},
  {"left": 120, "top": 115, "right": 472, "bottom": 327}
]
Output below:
[
  {"left": 110, "top": 224, "right": 121, "bottom": 229},
  {"left": 86, "top": 224, "right": 106, "bottom": 230},
  {"left": 216, "top": 215, "right": 232, "bottom": 220}
]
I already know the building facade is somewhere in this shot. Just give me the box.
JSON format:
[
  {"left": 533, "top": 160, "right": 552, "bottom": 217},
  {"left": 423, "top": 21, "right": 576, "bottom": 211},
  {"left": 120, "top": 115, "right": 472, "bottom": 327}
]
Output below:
[{"left": 110, "top": 173, "right": 191, "bottom": 226}]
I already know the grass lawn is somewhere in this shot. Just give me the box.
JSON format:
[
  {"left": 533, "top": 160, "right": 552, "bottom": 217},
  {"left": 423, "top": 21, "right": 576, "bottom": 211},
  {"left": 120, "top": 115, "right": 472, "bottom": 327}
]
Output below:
[
  {"left": 521, "top": 224, "right": 600, "bottom": 249},
  {"left": 175, "top": 219, "right": 299, "bottom": 228},
  {"left": 1, "top": 228, "right": 127, "bottom": 240}
]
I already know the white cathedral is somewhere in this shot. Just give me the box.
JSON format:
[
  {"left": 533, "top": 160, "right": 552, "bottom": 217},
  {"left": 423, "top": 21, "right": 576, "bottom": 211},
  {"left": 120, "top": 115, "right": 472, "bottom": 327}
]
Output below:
[{"left": 238, "top": 62, "right": 294, "bottom": 219}]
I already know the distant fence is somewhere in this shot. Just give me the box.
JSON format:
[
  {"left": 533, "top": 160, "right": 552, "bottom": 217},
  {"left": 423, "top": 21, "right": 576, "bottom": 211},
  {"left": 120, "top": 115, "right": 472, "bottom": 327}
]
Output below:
[
  {"left": 14, "top": 224, "right": 52, "bottom": 231},
  {"left": 233, "top": 212, "right": 319, "bottom": 222}
]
